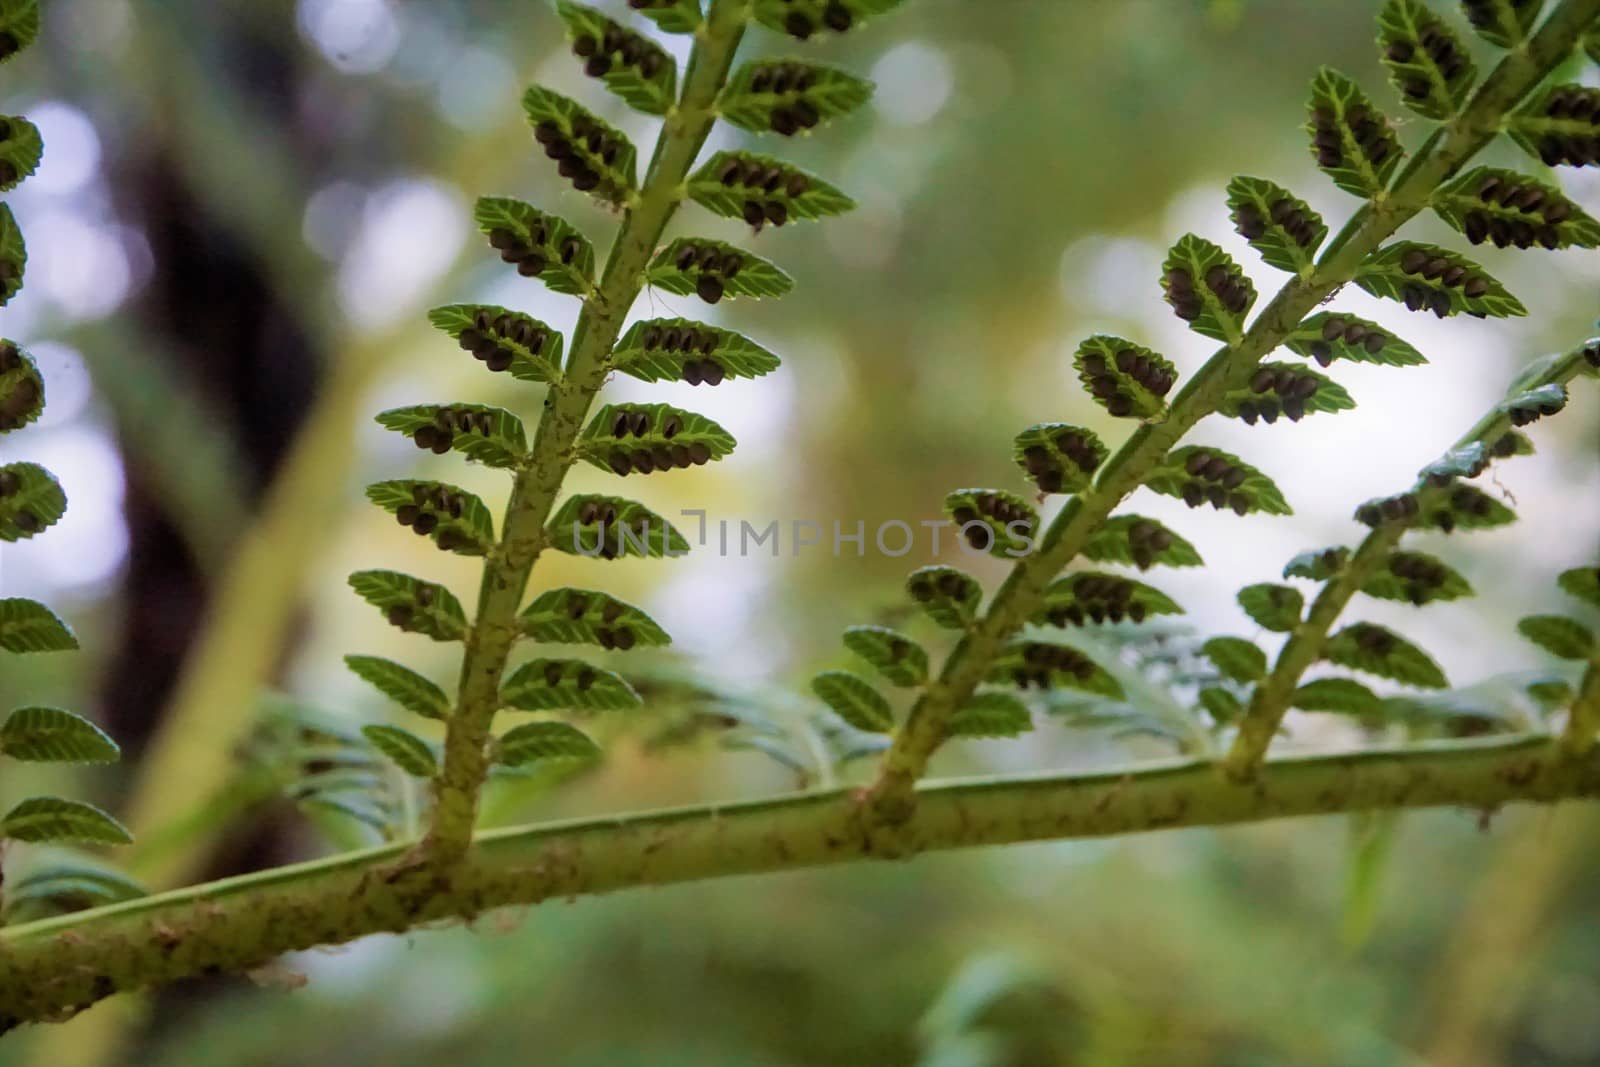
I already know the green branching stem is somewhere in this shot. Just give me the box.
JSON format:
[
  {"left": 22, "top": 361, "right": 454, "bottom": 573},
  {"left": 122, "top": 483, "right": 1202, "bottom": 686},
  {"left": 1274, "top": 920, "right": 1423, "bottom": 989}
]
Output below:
[
  {"left": 425, "top": 0, "right": 748, "bottom": 861},
  {"left": 1225, "top": 345, "right": 1597, "bottom": 777},
  {"left": 864, "top": 0, "right": 1600, "bottom": 822},
  {"left": 1565, "top": 663, "right": 1600, "bottom": 756},
  {"left": 1, "top": 736, "right": 1596, "bottom": 1028}
]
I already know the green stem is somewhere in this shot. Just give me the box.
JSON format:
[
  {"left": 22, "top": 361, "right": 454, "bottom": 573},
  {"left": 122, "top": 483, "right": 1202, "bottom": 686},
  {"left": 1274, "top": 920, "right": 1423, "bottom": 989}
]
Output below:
[
  {"left": 424, "top": 1, "right": 749, "bottom": 861},
  {"left": 865, "top": 0, "right": 1600, "bottom": 821},
  {"left": 102, "top": 74, "right": 577, "bottom": 892},
  {"left": 1564, "top": 662, "right": 1600, "bottom": 756},
  {"left": 1225, "top": 344, "right": 1596, "bottom": 776},
  {"left": 0, "top": 737, "right": 1594, "bottom": 1027}
]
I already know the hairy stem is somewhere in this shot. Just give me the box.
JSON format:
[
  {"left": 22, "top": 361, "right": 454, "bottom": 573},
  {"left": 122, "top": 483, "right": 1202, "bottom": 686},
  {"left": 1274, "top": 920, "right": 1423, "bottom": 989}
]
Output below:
[
  {"left": 0, "top": 737, "right": 1594, "bottom": 1028},
  {"left": 1564, "top": 662, "right": 1600, "bottom": 755},
  {"left": 866, "top": 0, "right": 1600, "bottom": 820},
  {"left": 1225, "top": 344, "right": 1596, "bottom": 776},
  {"left": 424, "top": 1, "right": 749, "bottom": 860},
  {"left": 107, "top": 102, "right": 573, "bottom": 891}
]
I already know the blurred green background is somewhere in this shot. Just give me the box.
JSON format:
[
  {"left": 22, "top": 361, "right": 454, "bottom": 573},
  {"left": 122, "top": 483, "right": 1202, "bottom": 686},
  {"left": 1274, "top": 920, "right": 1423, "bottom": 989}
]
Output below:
[{"left": 0, "top": 0, "right": 1598, "bottom": 1063}]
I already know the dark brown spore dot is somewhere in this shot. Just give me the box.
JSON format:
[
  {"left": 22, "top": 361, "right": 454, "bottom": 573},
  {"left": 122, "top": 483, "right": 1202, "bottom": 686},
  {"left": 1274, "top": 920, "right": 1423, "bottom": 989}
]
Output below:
[
  {"left": 785, "top": 12, "right": 814, "bottom": 39},
  {"left": 696, "top": 276, "right": 725, "bottom": 304},
  {"left": 7, "top": 508, "right": 38, "bottom": 534},
  {"left": 823, "top": 2, "right": 853, "bottom": 32},
  {"left": 1234, "top": 203, "right": 1265, "bottom": 241}
]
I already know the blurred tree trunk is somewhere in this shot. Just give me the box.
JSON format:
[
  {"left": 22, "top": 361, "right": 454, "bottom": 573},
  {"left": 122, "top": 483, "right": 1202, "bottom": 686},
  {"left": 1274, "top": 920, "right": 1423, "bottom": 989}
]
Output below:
[{"left": 94, "top": 3, "right": 323, "bottom": 1055}]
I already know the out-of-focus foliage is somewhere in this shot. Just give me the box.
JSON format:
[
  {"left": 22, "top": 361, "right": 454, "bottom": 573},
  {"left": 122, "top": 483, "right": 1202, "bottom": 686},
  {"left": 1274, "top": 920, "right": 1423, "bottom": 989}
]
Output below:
[{"left": 0, "top": 0, "right": 1596, "bottom": 1062}]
